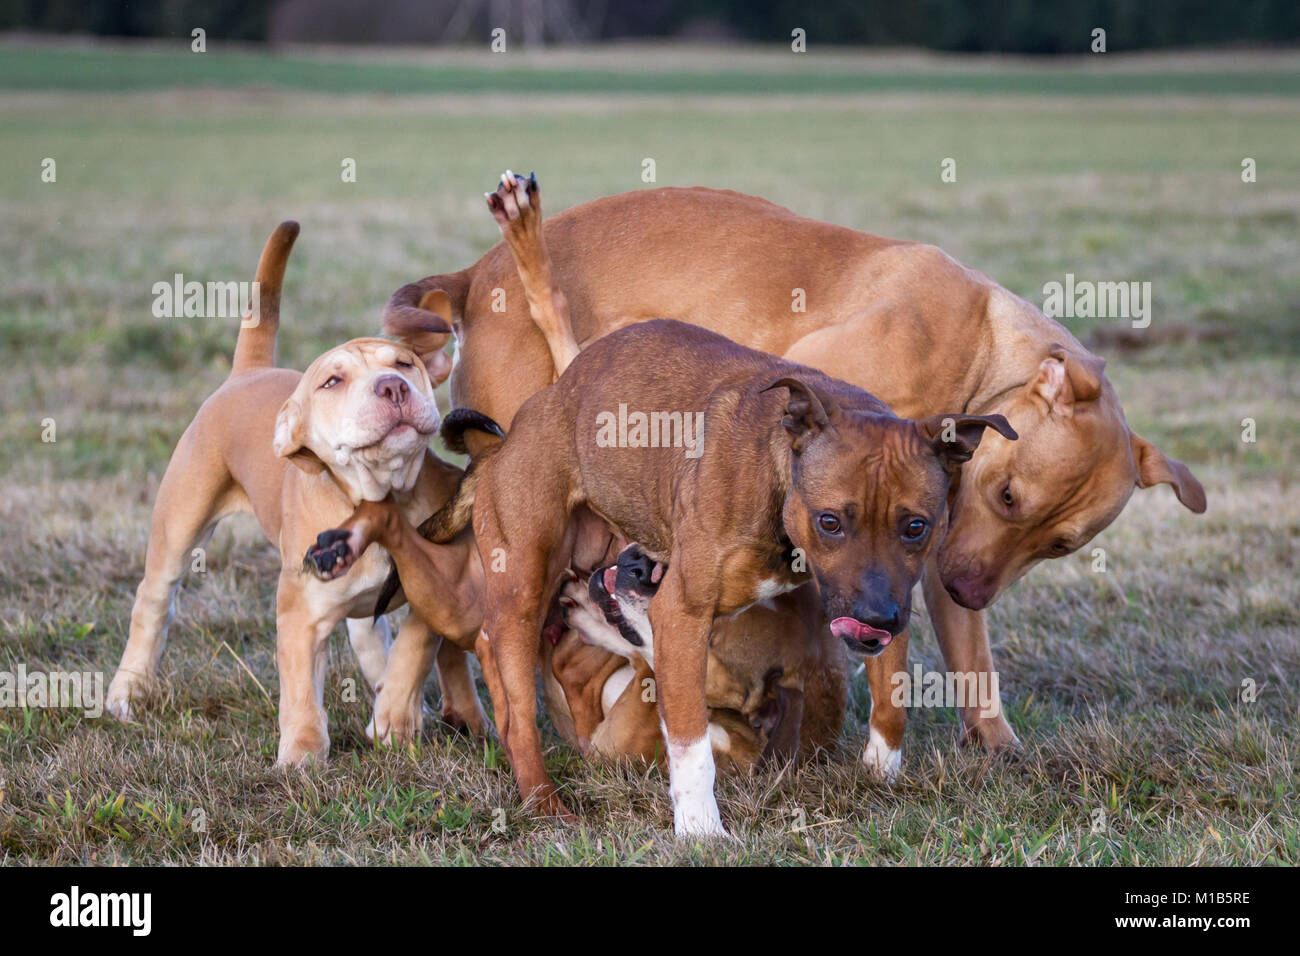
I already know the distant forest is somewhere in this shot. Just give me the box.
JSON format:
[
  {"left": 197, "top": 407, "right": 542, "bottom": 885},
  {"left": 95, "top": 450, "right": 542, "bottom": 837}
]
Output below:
[{"left": 3, "top": 0, "right": 1298, "bottom": 51}]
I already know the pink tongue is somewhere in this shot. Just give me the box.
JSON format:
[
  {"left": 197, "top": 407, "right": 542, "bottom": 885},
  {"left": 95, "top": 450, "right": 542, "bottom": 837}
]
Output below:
[
  {"left": 830, "top": 617, "right": 892, "bottom": 646},
  {"left": 602, "top": 567, "right": 618, "bottom": 594}
]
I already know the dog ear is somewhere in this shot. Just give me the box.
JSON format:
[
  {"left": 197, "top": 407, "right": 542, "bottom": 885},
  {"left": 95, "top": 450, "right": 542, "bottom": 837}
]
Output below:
[
  {"left": 273, "top": 398, "right": 326, "bottom": 476},
  {"left": 918, "top": 414, "right": 1018, "bottom": 470},
  {"left": 762, "top": 376, "right": 837, "bottom": 453},
  {"left": 1063, "top": 347, "right": 1105, "bottom": 403},
  {"left": 1131, "top": 432, "right": 1206, "bottom": 513},
  {"left": 384, "top": 281, "right": 457, "bottom": 386},
  {"left": 1031, "top": 345, "right": 1106, "bottom": 414}
]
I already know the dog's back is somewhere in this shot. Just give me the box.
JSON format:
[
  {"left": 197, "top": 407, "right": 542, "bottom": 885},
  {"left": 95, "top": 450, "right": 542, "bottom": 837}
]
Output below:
[{"left": 506, "top": 318, "right": 891, "bottom": 553}]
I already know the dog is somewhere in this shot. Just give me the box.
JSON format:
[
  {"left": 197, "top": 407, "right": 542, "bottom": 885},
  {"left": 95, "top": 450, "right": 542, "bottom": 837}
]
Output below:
[
  {"left": 383, "top": 177, "right": 1206, "bottom": 777},
  {"left": 550, "top": 546, "right": 848, "bottom": 772},
  {"left": 412, "top": 317, "right": 1015, "bottom": 836},
  {"left": 105, "top": 221, "right": 487, "bottom": 764}
]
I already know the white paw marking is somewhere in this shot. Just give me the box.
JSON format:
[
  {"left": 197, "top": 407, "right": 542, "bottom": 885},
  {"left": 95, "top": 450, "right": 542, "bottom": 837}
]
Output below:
[
  {"left": 862, "top": 725, "right": 902, "bottom": 783},
  {"left": 667, "top": 732, "right": 728, "bottom": 839}
]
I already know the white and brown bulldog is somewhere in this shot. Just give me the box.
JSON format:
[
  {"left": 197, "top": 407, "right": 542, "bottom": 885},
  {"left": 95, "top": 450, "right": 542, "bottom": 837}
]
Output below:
[{"left": 106, "top": 221, "right": 485, "bottom": 764}]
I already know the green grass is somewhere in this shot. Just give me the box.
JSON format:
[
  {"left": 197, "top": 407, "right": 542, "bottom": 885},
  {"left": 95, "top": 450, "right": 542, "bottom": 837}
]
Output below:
[{"left": 0, "top": 42, "right": 1296, "bottom": 864}]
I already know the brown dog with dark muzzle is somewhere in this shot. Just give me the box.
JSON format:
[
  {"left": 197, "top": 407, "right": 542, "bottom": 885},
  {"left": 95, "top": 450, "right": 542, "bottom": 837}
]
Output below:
[{"left": 406, "top": 319, "right": 1014, "bottom": 837}]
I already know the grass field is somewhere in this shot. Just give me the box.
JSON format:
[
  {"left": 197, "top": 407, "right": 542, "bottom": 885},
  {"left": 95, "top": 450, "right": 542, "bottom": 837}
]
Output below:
[{"left": 0, "top": 40, "right": 1297, "bottom": 865}]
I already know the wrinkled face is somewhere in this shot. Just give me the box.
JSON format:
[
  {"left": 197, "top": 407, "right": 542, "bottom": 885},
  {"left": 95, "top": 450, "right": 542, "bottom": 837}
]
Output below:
[
  {"left": 783, "top": 413, "right": 953, "bottom": 655},
  {"left": 936, "top": 347, "right": 1206, "bottom": 610},
  {"left": 273, "top": 338, "right": 441, "bottom": 501}
]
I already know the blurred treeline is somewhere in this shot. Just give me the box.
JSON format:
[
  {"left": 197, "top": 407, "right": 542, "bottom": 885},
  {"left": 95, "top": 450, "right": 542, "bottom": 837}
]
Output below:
[{"left": 2, "top": 0, "right": 1297, "bottom": 51}]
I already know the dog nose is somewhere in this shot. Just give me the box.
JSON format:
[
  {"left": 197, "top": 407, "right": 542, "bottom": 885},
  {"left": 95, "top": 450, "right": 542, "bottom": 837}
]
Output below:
[
  {"left": 616, "top": 546, "right": 661, "bottom": 593},
  {"left": 373, "top": 375, "right": 408, "bottom": 405},
  {"left": 944, "top": 573, "right": 994, "bottom": 611},
  {"left": 854, "top": 601, "right": 901, "bottom": 634}
]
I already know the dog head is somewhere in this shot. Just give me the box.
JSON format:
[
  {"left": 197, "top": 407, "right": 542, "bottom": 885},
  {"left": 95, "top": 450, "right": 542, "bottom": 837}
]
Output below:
[
  {"left": 765, "top": 376, "right": 1016, "bottom": 656},
  {"left": 586, "top": 544, "right": 662, "bottom": 650},
  {"left": 273, "top": 338, "right": 443, "bottom": 501},
  {"left": 935, "top": 344, "right": 1206, "bottom": 610}
]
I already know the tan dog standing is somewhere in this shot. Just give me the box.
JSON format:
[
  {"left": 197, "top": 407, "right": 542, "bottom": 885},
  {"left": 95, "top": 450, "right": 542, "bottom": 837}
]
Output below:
[
  {"left": 106, "top": 222, "right": 485, "bottom": 763},
  {"left": 385, "top": 178, "right": 1206, "bottom": 777}
]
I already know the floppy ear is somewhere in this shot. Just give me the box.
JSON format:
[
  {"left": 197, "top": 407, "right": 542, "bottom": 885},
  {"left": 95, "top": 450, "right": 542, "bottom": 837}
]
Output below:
[
  {"left": 1063, "top": 347, "right": 1105, "bottom": 403},
  {"left": 1131, "top": 432, "right": 1206, "bottom": 513},
  {"left": 391, "top": 289, "right": 454, "bottom": 385},
  {"left": 273, "top": 398, "right": 326, "bottom": 476},
  {"left": 918, "top": 414, "right": 1018, "bottom": 470},
  {"left": 1031, "top": 345, "right": 1106, "bottom": 414},
  {"left": 762, "top": 376, "right": 837, "bottom": 453}
]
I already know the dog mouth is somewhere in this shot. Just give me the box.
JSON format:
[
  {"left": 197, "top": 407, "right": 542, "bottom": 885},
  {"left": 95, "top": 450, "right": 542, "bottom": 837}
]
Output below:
[
  {"left": 355, "top": 417, "right": 435, "bottom": 452},
  {"left": 588, "top": 567, "right": 647, "bottom": 647},
  {"left": 830, "top": 617, "right": 893, "bottom": 656},
  {"left": 381, "top": 422, "right": 417, "bottom": 441}
]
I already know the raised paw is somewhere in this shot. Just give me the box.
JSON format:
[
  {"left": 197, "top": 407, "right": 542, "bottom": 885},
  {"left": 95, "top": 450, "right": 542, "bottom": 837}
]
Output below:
[
  {"left": 303, "top": 528, "right": 360, "bottom": 581},
  {"left": 484, "top": 168, "right": 540, "bottom": 231}
]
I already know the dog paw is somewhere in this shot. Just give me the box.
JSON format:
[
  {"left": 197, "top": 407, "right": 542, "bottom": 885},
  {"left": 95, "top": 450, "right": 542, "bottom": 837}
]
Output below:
[
  {"left": 485, "top": 168, "right": 539, "bottom": 231},
  {"left": 672, "top": 798, "right": 730, "bottom": 841},
  {"left": 104, "top": 693, "right": 134, "bottom": 723},
  {"left": 960, "top": 715, "right": 1022, "bottom": 754},
  {"left": 861, "top": 726, "right": 903, "bottom": 783},
  {"left": 276, "top": 732, "right": 329, "bottom": 767},
  {"left": 105, "top": 671, "right": 150, "bottom": 722},
  {"left": 367, "top": 700, "right": 425, "bottom": 747},
  {"left": 440, "top": 699, "right": 487, "bottom": 737},
  {"left": 303, "top": 529, "right": 358, "bottom": 581}
]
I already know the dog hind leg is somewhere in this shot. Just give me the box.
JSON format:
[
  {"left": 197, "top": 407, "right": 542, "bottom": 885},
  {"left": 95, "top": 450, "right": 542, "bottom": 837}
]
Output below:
[{"left": 108, "top": 436, "right": 237, "bottom": 721}]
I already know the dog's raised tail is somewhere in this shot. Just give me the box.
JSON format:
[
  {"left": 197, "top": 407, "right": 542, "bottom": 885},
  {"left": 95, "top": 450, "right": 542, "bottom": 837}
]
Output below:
[
  {"left": 372, "top": 409, "right": 505, "bottom": 620},
  {"left": 231, "top": 221, "right": 300, "bottom": 376}
]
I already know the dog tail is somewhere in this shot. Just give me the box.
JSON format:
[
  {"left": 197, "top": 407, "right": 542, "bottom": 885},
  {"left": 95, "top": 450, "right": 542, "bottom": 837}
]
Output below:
[
  {"left": 440, "top": 408, "right": 505, "bottom": 455},
  {"left": 383, "top": 271, "right": 469, "bottom": 358},
  {"left": 372, "top": 409, "right": 505, "bottom": 620},
  {"left": 420, "top": 409, "right": 505, "bottom": 543},
  {"left": 231, "top": 221, "right": 300, "bottom": 376}
]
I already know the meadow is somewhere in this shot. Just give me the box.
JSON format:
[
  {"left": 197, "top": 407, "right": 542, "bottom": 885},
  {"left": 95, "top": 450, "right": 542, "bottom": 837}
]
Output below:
[{"left": 0, "top": 41, "right": 1296, "bottom": 864}]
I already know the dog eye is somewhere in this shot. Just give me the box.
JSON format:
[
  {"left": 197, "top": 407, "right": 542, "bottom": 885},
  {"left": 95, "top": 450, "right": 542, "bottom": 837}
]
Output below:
[
  {"left": 396, "top": 360, "right": 414, "bottom": 370},
  {"left": 1050, "top": 539, "right": 1072, "bottom": 556},
  {"left": 1000, "top": 483, "right": 1014, "bottom": 509},
  {"left": 817, "top": 513, "right": 841, "bottom": 534},
  {"left": 902, "top": 518, "right": 928, "bottom": 541},
  {"left": 320, "top": 376, "right": 342, "bottom": 389}
]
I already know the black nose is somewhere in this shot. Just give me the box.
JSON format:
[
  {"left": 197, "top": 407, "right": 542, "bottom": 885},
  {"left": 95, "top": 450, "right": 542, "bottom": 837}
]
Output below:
[
  {"left": 854, "top": 601, "right": 901, "bottom": 634},
  {"left": 373, "top": 375, "right": 408, "bottom": 405},
  {"left": 616, "top": 546, "right": 660, "bottom": 594}
]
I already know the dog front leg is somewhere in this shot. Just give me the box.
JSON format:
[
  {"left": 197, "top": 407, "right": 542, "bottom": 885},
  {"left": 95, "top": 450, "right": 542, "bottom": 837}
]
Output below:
[
  {"left": 345, "top": 615, "right": 392, "bottom": 693},
  {"left": 649, "top": 573, "right": 727, "bottom": 839},
  {"left": 921, "top": 558, "right": 1019, "bottom": 752},
  {"left": 860, "top": 627, "right": 909, "bottom": 781},
  {"left": 369, "top": 612, "right": 437, "bottom": 746},
  {"left": 275, "top": 577, "right": 342, "bottom": 766}
]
